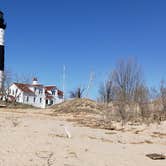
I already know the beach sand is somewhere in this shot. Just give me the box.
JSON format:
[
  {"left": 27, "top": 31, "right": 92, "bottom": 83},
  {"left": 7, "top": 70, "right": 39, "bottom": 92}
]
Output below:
[{"left": 0, "top": 109, "right": 165, "bottom": 166}]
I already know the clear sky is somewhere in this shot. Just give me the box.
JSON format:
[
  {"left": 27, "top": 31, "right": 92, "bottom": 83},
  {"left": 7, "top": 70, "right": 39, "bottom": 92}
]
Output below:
[{"left": 0, "top": 0, "right": 166, "bottom": 99}]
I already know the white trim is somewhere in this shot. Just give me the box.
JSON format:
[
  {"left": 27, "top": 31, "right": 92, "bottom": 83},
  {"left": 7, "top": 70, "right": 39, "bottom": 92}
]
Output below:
[
  {"left": 0, "top": 70, "right": 4, "bottom": 89},
  {"left": 0, "top": 28, "right": 4, "bottom": 46}
]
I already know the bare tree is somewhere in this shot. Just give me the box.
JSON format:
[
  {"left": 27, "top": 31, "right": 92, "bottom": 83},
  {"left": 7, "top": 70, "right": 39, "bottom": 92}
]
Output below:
[
  {"left": 134, "top": 84, "right": 149, "bottom": 121},
  {"left": 160, "top": 80, "right": 166, "bottom": 111},
  {"left": 4, "top": 69, "right": 13, "bottom": 89},
  {"left": 112, "top": 59, "right": 149, "bottom": 124},
  {"left": 134, "top": 84, "right": 149, "bottom": 104},
  {"left": 98, "top": 58, "right": 145, "bottom": 105},
  {"left": 149, "top": 87, "right": 159, "bottom": 101},
  {"left": 13, "top": 73, "right": 34, "bottom": 84},
  {"left": 112, "top": 58, "right": 143, "bottom": 103},
  {"left": 0, "top": 69, "right": 13, "bottom": 101},
  {"left": 70, "top": 87, "right": 85, "bottom": 99},
  {"left": 99, "top": 58, "right": 148, "bottom": 125},
  {"left": 98, "top": 77, "right": 114, "bottom": 104}
]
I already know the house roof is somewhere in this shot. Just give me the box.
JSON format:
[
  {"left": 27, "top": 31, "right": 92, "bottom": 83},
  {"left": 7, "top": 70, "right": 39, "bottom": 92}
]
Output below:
[
  {"left": 32, "top": 84, "right": 43, "bottom": 88},
  {"left": 14, "top": 83, "right": 35, "bottom": 95},
  {"left": 12, "top": 82, "right": 63, "bottom": 97},
  {"left": 45, "top": 86, "right": 56, "bottom": 91},
  {"left": 45, "top": 86, "right": 63, "bottom": 96},
  {"left": 58, "top": 90, "right": 63, "bottom": 96}
]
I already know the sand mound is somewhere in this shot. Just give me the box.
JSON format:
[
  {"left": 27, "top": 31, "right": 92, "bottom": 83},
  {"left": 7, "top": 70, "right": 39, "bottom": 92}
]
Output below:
[{"left": 52, "top": 98, "right": 103, "bottom": 113}]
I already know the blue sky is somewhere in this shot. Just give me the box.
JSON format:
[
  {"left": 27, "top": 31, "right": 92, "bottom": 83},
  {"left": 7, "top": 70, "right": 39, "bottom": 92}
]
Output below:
[{"left": 0, "top": 0, "right": 166, "bottom": 99}]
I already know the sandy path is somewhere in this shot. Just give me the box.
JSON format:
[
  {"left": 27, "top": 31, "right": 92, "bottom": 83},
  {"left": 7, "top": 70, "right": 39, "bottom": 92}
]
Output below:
[{"left": 0, "top": 109, "right": 165, "bottom": 166}]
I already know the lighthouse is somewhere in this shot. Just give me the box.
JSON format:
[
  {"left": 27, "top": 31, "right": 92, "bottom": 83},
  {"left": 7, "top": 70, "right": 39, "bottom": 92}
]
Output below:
[{"left": 0, "top": 11, "right": 6, "bottom": 90}]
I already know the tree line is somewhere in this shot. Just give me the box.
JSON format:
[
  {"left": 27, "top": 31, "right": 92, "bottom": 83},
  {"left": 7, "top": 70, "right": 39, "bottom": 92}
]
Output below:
[{"left": 69, "top": 58, "right": 166, "bottom": 124}]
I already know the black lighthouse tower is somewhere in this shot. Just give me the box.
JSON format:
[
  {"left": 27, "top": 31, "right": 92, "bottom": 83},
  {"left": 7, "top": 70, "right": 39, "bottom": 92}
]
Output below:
[{"left": 0, "top": 11, "right": 6, "bottom": 90}]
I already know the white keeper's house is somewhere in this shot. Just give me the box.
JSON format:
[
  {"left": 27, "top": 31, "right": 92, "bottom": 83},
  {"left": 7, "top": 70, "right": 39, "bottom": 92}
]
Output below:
[{"left": 7, "top": 78, "right": 64, "bottom": 108}]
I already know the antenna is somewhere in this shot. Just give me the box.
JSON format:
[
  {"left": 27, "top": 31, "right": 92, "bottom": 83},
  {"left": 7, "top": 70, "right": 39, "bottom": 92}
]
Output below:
[
  {"left": 85, "top": 72, "right": 95, "bottom": 98},
  {"left": 63, "top": 65, "right": 66, "bottom": 101}
]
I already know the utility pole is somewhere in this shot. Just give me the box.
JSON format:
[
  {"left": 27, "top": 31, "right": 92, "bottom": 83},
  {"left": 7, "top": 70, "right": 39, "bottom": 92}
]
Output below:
[{"left": 63, "top": 65, "right": 66, "bottom": 101}]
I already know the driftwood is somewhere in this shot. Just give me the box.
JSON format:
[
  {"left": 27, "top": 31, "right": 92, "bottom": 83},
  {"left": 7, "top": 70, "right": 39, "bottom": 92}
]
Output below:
[
  {"left": 146, "top": 153, "right": 166, "bottom": 160},
  {"left": 64, "top": 126, "right": 71, "bottom": 138}
]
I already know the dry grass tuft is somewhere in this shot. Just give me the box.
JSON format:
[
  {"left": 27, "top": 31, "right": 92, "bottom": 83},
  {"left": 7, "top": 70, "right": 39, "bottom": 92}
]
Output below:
[
  {"left": 105, "top": 132, "right": 117, "bottom": 135},
  {"left": 67, "top": 151, "right": 78, "bottom": 158},
  {"left": 152, "top": 132, "right": 166, "bottom": 138},
  {"left": 88, "top": 136, "right": 113, "bottom": 143},
  {"left": 130, "top": 140, "right": 153, "bottom": 144},
  {"left": 48, "top": 133, "right": 66, "bottom": 138}
]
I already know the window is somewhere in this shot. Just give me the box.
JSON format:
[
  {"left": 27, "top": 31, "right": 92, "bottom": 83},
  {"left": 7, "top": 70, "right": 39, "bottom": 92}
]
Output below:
[
  {"left": 38, "top": 90, "right": 42, "bottom": 94},
  {"left": 33, "top": 97, "right": 36, "bottom": 103},
  {"left": 50, "top": 100, "right": 53, "bottom": 105},
  {"left": 52, "top": 91, "right": 55, "bottom": 95},
  {"left": 26, "top": 96, "right": 29, "bottom": 102},
  {"left": 12, "top": 90, "right": 14, "bottom": 95},
  {"left": 17, "top": 95, "right": 19, "bottom": 102},
  {"left": 40, "top": 98, "right": 42, "bottom": 103}
]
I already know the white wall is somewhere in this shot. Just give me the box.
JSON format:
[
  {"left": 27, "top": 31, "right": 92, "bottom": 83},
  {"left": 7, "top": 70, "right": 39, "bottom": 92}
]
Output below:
[{"left": 8, "top": 84, "right": 23, "bottom": 102}]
